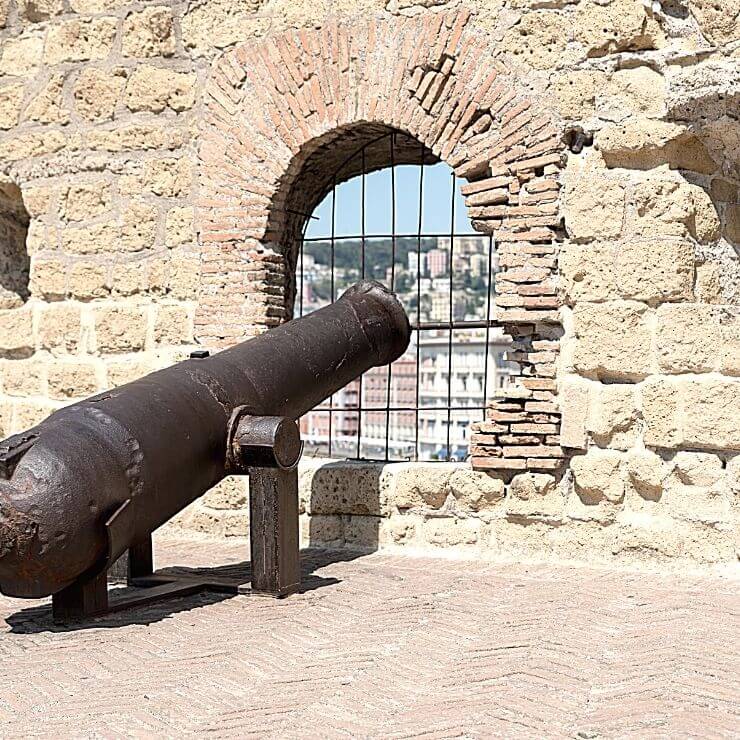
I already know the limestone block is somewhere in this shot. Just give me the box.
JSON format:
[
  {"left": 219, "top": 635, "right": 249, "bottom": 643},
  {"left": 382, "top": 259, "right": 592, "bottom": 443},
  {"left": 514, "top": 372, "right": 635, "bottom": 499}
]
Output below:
[
  {"left": 0, "top": 0, "right": 9, "bottom": 26},
  {"left": 168, "top": 254, "right": 200, "bottom": 299},
  {"left": 728, "top": 456, "right": 740, "bottom": 496},
  {"left": 570, "top": 448, "right": 625, "bottom": 504},
  {"left": 625, "top": 449, "right": 665, "bottom": 501},
  {"left": 0, "top": 32, "right": 44, "bottom": 76},
  {"left": 61, "top": 181, "right": 111, "bottom": 221},
  {"left": 615, "top": 238, "right": 694, "bottom": 304},
  {"left": 344, "top": 515, "right": 382, "bottom": 549},
  {"left": 165, "top": 206, "right": 194, "bottom": 247},
  {"left": 93, "top": 306, "right": 147, "bottom": 354},
  {"left": 0, "top": 402, "right": 12, "bottom": 437},
  {"left": 633, "top": 179, "right": 721, "bottom": 244},
  {"left": 559, "top": 376, "right": 590, "bottom": 449},
  {"left": 501, "top": 10, "right": 577, "bottom": 71},
  {"left": 46, "top": 360, "right": 100, "bottom": 400},
  {"left": 711, "top": 179, "right": 738, "bottom": 204},
  {"left": 121, "top": 158, "right": 192, "bottom": 198},
  {"left": 125, "top": 66, "right": 197, "bottom": 113},
  {"left": 384, "top": 513, "right": 421, "bottom": 545},
  {"left": 175, "top": 506, "right": 249, "bottom": 538},
  {"left": 563, "top": 167, "right": 625, "bottom": 241},
  {"left": 507, "top": 472, "right": 562, "bottom": 518},
  {"left": 673, "top": 452, "right": 723, "bottom": 487},
  {"left": 70, "top": 0, "right": 127, "bottom": 11},
  {"left": 30, "top": 258, "right": 66, "bottom": 299},
  {"left": 694, "top": 262, "right": 723, "bottom": 304},
  {"left": 62, "top": 221, "right": 121, "bottom": 255},
  {"left": 680, "top": 378, "right": 740, "bottom": 451},
  {"left": 572, "top": 301, "right": 653, "bottom": 381},
  {"left": 37, "top": 304, "right": 83, "bottom": 355},
  {"left": 596, "top": 120, "right": 685, "bottom": 169},
  {"left": 111, "top": 260, "right": 147, "bottom": 297},
  {"left": 655, "top": 304, "right": 722, "bottom": 374},
  {"left": 86, "top": 122, "right": 188, "bottom": 152},
  {"left": 422, "top": 516, "right": 480, "bottom": 548},
  {"left": 22, "top": 185, "right": 52, "bottom": 219},
  {"left": 1, "top": 359, "right": 45, "bottom": 397},
  {"left": 586, "top": 383, "right": 637, "bottom": 450},
  {"left": 690, "top": 0, "right": 740, "bottom": 46},
  {"left": 306, "top": 514, "right": 343, "bottom": 546},
  {"left": 0, "top": 308, "right": 33, "bottom": 357},
  {"left": 0, "top": 84, "right": 25, "bottom": 130},
  {"left": 574, "top": 0, "right": 664, "bottom": 57},
  {"left": 2, "top": 130, "right": 66, "bottom": 161},
  {"left": 122, "top": 7, "right": 175, "bottom": 58},
  {"left": 599, "top": 67, "right": 666, "bottom": 120},
  {"left": 385, "top": 462, "right": 457, "bottom": 510},
  {"left": 720, "top": 310, "right": 740, "bottom": 376},
  {"left": 12, "top": 400, "right": 55, "bottom": 432},
  {"left": 69, "top": 261, "right": 108, "bottom": 300},
  {"left": 640, "top": 376, "right": 680, "bottom": 448},
  {"left": 181, "top": 0, "right": 281, "bottom": 53},
  {"left": 202, "top": 476, "right": 248, "bottom": 510},
  {"left": 448, "top": 467, "right": 505, "bottom": 512},
  {"left": 121, "top": 201, "right": 158, "bottom": 252},
  {"left": 301, "top": 460, "right": 383, "bottom": 516},
  {"left": 44, "top": 18, "right": 118, "bottom": 65},
  {"left": 154, "top": 304, "right": 192, "bottom": 345},
  {"left": 559, "top": 243, "right": 616, "bottom": 303},
  {"left": 72, "top": 67, "right": 127, "bottom": 121},
  {"left": 24, "top": 72, "right": 68, "bottom": 124},
  {"left": 550, "top": 70, "right": 608, "bottom": 119},
  {"left": 18, "top": 0, "right": 64, "bottom": 21},
  {"left": 105, "top": 357, "right": 153, "bottom": 387}
]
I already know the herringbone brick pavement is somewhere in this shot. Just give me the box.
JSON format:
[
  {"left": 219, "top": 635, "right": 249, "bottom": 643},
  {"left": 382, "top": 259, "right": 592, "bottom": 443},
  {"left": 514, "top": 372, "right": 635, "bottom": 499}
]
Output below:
[{"left": 0, "top": 536, "right": 737, "bottom": 739}]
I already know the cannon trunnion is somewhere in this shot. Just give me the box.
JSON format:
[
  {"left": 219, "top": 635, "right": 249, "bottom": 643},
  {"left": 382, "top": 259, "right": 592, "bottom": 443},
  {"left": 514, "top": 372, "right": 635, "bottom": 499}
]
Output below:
[{"left": 0, "top": 282, "right": 411, "bottom": 622}]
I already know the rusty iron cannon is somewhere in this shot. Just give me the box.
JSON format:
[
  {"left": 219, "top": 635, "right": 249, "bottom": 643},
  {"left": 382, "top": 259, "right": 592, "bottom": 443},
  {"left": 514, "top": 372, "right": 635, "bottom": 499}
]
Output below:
[{"left": 0, "top": 281, "right": 410, "bottom": 621}]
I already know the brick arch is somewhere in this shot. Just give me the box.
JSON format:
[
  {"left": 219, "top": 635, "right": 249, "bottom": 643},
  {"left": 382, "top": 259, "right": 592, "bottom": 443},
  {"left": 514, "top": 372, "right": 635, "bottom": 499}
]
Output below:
[{"left": 197, "top": 9, "right": 567, "bottom": 476}]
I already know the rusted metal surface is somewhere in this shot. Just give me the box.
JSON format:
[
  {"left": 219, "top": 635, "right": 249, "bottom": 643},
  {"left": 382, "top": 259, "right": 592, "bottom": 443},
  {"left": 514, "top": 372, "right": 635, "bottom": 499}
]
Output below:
[{"left": 0, "top": 281, "right": 410, "bottom": 599}]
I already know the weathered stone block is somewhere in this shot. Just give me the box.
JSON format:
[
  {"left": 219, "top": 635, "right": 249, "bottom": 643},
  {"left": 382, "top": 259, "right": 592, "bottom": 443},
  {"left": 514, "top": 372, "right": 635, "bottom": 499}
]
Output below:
[
  {"left": 46, "top": 361, "right": 100, "bottom": 400},
  {"left": 571, "top": 449, "right": 625, "bottom": 505},
  {"left": 680, "top": 378, "right": 740, "bottom": 451},
  {"left": 61, "top": 181, "right": 112, "bottom": 222},
  {"left": 202, "top": 476, "right": 248, "bottom": 510},
  {"left": 572, "top": 301, "right": 652, "bottom": 381},
  {"left": 18, "top": 0, "right": 64, "bottom": 21},
  {"left": 507, "top": 472, "right": 561, "bottom": 518},
  {"left": 641, "top": 376, "right": 680, "bottom": 448},
  {"left": 422, "top": 516, "right": 479, "bottom": 548},
  {"left": 673, "top": 452, "right": 723, "bottom": 487},
  {"left": 1, "top": 359, "right": 45, "bottom": 397},
  {"left": 154, "top": 304, "right": 192, "bottom": 345},
  {"left": 625, "top": 449, "right": 665, "bottom": 501},
  {"left": 655, "top": 304, "right": 722, "bottom": 374},
  {"left": 94, "top": 306, "right": 147, "bottom": 354},
  {"left": 44, "top": 18, "right": 117, "bottom": 65},
  {"left": 30, "top": 258, "right": 66, "bottom": 299},
  {"left": 62, "top": 221, "right": 121, "bottom": 255},
  {"left": 165, "top": 206, "right": 194, "bottom": 247},
  {"left": 121, "top": 201, "right": 158, "bottom": 252},
  {"left": 0, "top": 310, "right": 34, "bottom": 359},
  {"left": 37, "top": 304, "right": 84, "bottom": 355},
  {"left": 559, "top": 376, "right": 589, "bottom": 450},
  {"left": 586, "top": 383, "right": 637, "bottom": 450},
  {"left": 0, "top": 84, "right": 25, "bottom": 130},
  {"left": 559, "top": 243, "right": 616, "bottom": 303},
  {"left": 0, "top": 32, "right": 44, "bottom": 76},
  {"left": 563, "top": 166, "right": 625, "bottom": 241},
  {"left": 385, "top": 462, "right": 457, "bottom": 510},
  {"left": 125, "top": 65, "right": 197, "bottom": 113},
  {"left": 448, "top": 467, "right": 505, "bottom": 512},
  {"left": 69, "top": 262, "right": 108, "bottom": 300},
  {"left": 73, "top": 67, "right": 127, "bottom": 121},
  {"left": 122, "top": 7, "right": 175, "bottom": 58},
  {"left": 501, "top": 10, "right": 576, "bottom": 70},
  {"left": 690, "top": 0, "right": 740, "bottom": 46},
  {"left": 301, "top": 460, "right": 383, "bottom": 516},
  {"left": 24, "top": 72, "right": 68, "bottom": 124},
  {"left": 613, "top": 238, "right": 694, "bottom": 304}
]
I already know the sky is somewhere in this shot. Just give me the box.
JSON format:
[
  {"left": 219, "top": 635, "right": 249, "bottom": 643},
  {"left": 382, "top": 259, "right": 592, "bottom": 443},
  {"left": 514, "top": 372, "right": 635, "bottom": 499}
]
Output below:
[{"left": 304, "top": 161, "right": 475, "bottom": 239}]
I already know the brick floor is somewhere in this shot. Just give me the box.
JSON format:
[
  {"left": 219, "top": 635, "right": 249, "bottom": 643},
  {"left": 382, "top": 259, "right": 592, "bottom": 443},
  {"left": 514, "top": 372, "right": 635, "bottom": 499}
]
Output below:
[{"left": 0, "top": 536, "right": 738, "bottom": 738}]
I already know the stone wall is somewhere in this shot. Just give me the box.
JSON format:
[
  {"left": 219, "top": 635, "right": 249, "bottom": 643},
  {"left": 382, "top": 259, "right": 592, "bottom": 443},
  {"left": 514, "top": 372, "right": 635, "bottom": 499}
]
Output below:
[{"left": 0, "top": 0, "right": 738, "bottom": 566}]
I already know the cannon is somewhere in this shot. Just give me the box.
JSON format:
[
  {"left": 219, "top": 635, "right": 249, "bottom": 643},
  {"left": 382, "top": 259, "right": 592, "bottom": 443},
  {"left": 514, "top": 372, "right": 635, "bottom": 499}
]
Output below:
[{"left": 0, "top": 281, "right": 410, "bottom": 621}]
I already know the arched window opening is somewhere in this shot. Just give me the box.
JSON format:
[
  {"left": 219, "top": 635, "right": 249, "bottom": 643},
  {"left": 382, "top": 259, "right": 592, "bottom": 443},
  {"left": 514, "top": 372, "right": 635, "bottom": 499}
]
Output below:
[
  {"left": 0, "top": 179, "right": 30, "bottom": 309},
  {"left": 295, "top": 131, "right": 519, "bottom": 462}
]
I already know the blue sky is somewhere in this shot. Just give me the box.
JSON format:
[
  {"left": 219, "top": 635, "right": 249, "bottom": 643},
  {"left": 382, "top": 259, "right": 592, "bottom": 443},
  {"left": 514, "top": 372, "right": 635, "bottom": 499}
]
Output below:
[{"left": 305, "top": 161, "right": 474, "bottom": 239}]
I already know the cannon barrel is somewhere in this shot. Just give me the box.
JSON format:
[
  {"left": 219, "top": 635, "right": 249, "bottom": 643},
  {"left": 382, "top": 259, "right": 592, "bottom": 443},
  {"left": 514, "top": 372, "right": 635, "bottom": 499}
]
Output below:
[{"left": 0, "top": 281, "right": 410, "bottom": 598}]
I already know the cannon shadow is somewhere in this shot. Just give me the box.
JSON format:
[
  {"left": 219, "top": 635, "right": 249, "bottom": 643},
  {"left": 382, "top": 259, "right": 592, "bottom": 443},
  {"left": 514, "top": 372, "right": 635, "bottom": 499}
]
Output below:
[{"left": 4, "top": 548, "right": 365, "bottom": 634}]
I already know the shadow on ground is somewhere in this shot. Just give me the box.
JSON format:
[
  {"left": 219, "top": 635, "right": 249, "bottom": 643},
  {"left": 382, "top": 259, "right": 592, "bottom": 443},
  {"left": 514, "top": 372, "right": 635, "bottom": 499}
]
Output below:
[{"left": 5, "top": 548, "right": 365, "bottom": 635}]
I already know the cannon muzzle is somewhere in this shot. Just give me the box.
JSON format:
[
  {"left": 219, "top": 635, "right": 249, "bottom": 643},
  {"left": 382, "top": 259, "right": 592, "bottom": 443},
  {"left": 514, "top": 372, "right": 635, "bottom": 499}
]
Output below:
[{"left": 0, "top": 281, "right": 410, "bottom": 599}]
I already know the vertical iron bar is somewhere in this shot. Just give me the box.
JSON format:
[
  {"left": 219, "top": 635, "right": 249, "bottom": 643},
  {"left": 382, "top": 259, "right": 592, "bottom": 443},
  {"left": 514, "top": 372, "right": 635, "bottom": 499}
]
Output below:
[
  {"left": 385, "top": 133, "right": 396, "bottom": 461},
  {"left": 446, "top": 172, "right": 455, "bottom": 461},
  {"left": 415, "top": 143, "right": 424, "bottom": 462},
  {"left": 329, "top": 178, "right": 336, "bottom": 458},
  {"left": 482, "top": 233, "right": 494, "bottom": 428},
  {"left": 356, "top": 147, "right": 367, "bottom": 460}
]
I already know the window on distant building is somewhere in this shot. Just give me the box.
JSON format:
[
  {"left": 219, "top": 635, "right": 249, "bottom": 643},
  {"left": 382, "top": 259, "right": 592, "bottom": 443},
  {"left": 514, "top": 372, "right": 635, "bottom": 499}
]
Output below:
[{"left": 296, "top": 132, "right": 517, "bottom": 462}]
